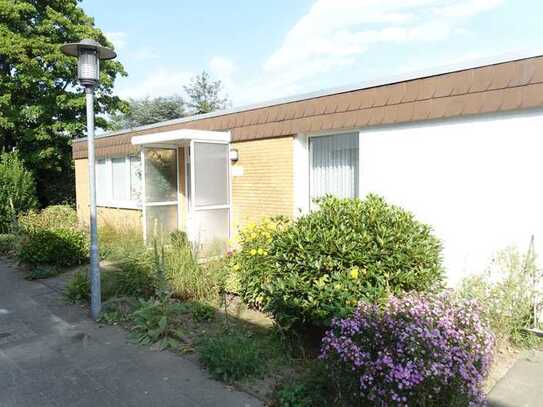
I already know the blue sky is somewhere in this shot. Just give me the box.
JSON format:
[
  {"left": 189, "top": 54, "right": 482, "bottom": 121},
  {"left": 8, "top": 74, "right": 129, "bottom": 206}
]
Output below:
[{"left": 81, "top": 0, "right": 543, "bottom": 107}]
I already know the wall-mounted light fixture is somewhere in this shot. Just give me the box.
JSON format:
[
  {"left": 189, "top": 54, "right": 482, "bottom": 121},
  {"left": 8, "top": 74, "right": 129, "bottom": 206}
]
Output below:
[{"left": 229, "top": 148, "right": 239, "bottom": 162}]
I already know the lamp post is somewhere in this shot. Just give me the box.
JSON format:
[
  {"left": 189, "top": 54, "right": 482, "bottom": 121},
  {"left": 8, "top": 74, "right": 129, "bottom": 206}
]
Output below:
[{"left": 61, "top": 39, "right": 116, "bottom": 320}]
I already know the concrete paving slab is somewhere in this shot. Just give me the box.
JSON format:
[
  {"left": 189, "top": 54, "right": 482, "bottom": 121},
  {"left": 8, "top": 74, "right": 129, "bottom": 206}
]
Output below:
[
  {"left": 0, "top": 257, "right": 262, "bottom": 407},
  {"left": 487, "top": 349, "right": 543, "bottom": 407}
]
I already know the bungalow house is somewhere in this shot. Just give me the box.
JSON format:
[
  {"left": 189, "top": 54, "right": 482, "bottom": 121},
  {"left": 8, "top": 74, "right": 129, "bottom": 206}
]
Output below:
[{"left": 73, "top": 50, "right": 543, "bottom": 283}]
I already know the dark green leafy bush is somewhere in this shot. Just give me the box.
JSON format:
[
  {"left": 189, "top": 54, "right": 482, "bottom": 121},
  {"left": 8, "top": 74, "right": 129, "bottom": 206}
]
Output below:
[
  {"left": 0, "top": 234, "right": 16, "bottom": 255},
  {"left": 17, "top": 227, "right": 88, "bottom": 267},
  {"left": 198, "top": 331, "right": 268, "bottom": 383},
  {"left": 0, "top": 151, "right": 37, "bottom": 233},
  {"left": 17, "top": 205, "right": 87, "bottom": 268},
  {"left": 236, "top": 195, "right": 443, "bottom": 329}
]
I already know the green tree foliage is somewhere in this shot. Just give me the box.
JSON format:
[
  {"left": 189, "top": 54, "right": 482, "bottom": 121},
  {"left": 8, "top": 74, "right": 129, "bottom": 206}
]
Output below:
[
  {"left": 0, "top": 150, "right": 37, "bottom": 233},
  {"left": 184, "top": 71, "right": 229, "bottom": 115},
  {"left": 0, "top": 0, "right": 127, "bottom": 206},
  {"left": 109, "top": 95, "right": 186, "bottom": 130}
]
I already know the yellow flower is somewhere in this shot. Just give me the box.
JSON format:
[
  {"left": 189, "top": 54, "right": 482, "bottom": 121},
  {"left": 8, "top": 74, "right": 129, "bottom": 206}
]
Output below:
[
  {"left": 250, "top": 248, "right": 257, "bottom": 256},
  {"left": 257, "top": 248, "right": 265, "bottom": 255},
  {"left": 350, "top": 267, "right": 360, "bottom": 279}
]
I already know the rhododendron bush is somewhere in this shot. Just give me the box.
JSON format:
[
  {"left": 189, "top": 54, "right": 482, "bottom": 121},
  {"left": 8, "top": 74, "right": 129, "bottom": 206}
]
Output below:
[
  {"left": 321, "top": 293, "right": 495, "bottom": 406},
  {"left": 233, "top": 195, "right": 443, "bottom": 330}
]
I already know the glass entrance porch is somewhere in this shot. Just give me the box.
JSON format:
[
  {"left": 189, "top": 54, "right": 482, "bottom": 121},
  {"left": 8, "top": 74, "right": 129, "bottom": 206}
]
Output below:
[{"left": 132, "top": 129, "right": 231, "bottom": 246}]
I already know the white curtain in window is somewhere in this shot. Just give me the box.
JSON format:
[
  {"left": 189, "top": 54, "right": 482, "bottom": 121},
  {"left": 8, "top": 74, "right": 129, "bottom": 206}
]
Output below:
[
  {"left": 310, "top": 133, "right": 359, "bottom": 203},
  {"left": 96, "top": 159, "right": 111, "bottom": 203},
  {"left": 129, "top": 156, "right": 142, "bottom": 203},
  {"left": 112, "top": 157, "right": 130, "bottom": 201}
]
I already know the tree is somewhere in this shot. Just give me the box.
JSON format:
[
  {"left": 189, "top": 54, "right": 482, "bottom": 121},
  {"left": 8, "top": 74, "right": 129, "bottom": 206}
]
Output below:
[
  {"left": 109, "top": 95, "right": 186, "bottom": 130},
  {"left": 0, "top": 150, "right": 37, "bottom": 233},
  {"left": 183, "top": 71, "right": 229, "bottom": 115},
  {"left": 0, "top": 0, "right": 127, "bottom": 206}
]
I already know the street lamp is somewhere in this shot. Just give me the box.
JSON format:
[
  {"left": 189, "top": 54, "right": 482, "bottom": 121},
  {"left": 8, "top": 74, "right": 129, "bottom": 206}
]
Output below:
[{"left": 61, "top": 39, "right": 116, "bottom": 320}]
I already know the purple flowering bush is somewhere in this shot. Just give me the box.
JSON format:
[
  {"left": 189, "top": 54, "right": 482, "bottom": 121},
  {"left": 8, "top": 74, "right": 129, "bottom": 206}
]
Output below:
[{"left": 321, "top": 292, "right": 495, "bottom": 406}]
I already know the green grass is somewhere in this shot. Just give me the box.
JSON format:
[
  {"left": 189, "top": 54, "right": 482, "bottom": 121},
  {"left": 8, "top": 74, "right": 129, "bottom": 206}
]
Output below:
[{"left": 197, "top": 329, "right": 270, "bottom": 383}]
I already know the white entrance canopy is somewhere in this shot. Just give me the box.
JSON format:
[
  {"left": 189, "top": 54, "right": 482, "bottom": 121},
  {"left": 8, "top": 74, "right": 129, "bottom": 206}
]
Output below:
[{"left": 131, "top": 129, "right": 231, "bottom": 146}]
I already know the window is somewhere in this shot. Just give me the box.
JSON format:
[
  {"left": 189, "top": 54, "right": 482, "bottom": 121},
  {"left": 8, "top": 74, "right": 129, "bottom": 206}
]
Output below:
[
  {"left": 95, "top": 155, "right": 142, "bottom": 208},
  {"left": 309, "top": 133, "right": 359, "bottom": 205}
]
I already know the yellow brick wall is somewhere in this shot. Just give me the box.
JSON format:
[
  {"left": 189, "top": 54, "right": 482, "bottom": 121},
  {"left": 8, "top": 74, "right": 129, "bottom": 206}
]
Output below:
[
  {"left": 231, "top": 136, "right": 294, "bottom": 234},
  {"left": 74, "top": 158, "right": 142, "bottom": 229},
  {"left": 74, "top": 137, "right": 296, "bottom": 237}
]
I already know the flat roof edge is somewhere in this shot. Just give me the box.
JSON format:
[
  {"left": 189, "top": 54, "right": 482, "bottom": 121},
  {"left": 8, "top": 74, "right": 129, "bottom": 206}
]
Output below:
[{"left": 73, "top": 47, "right": 543, "bottom": 144}]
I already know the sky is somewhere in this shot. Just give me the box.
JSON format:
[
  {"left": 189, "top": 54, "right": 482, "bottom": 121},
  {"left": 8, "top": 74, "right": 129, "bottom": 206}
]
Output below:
[{"left": 81, "top": 0, "right": 543, "bottom": 107}]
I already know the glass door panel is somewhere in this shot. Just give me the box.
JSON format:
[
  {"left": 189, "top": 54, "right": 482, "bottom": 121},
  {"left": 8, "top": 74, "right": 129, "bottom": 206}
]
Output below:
[
  {"left": 143, "top": 147, "right": 178, "bottom": 241},
  {"left": 189, "top": 141, "right": 230, "bottom": 246}
]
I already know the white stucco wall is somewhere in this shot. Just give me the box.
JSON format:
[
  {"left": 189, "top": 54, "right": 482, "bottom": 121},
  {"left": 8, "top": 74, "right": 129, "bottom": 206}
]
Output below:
[
  {"left": 357, "top": 110, "right": 543, "bottom": 285},
  {"left": 294, "top": 109, "right": 543, "bottom": 285}
]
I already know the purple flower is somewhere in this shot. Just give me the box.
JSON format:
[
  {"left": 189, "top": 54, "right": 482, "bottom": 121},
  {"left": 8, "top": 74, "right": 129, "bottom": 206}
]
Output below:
[{"left": 320, "top": 292, "right": 495, "bottom": 406}]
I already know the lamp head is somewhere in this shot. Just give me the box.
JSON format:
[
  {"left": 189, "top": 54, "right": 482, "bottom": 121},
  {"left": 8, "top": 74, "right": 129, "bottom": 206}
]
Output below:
[{"left": 61, "top": 39, "right": 116, "bottom": 87}]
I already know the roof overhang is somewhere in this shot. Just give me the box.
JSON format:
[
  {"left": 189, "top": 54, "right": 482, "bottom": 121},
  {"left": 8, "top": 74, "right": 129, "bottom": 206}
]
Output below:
[{"left": 131, "top": 129, "right": 231, "bottom": 146}]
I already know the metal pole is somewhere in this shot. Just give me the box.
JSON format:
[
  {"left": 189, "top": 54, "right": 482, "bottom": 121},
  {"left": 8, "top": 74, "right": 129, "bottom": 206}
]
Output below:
[{"left": 85, "top": 85, "right": 101, "bottom": 320}]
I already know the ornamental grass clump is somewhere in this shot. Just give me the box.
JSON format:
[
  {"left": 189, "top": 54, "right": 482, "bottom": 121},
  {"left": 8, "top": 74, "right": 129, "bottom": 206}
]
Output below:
[{"left": 320, "top": 293, "right": 495, "bottom": 406}]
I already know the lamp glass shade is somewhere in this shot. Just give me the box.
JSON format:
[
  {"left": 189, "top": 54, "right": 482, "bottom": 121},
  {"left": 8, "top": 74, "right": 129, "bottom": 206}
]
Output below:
[{"left": 77, "top": 48, "right": 99, "bottom": 84}]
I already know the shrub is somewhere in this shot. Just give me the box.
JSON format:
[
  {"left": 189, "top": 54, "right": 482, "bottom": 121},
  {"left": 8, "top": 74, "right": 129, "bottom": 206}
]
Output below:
[
  {"left": 17, "top": 205, "right": 87, "bottom": 268},
  {"left": 0, "top": 234, "right": 16, "bottom": 255},
  {"left": 458, "top": 246, "right": 541, "bottom": 347},
  {"left": 17, "top": 227, "right": 88, "bottom": 267},
  {"left": 197, "top": 330, "right": 268, "bottom": 383},
  {"left": 18, "top": 204, "right": 78, "bottom": 233},
  {"left": 236, "top": 195, "right": 443, "bottom": 329},
  {"left": 0, "top": 151, "right": 37, "bottom": 233},
  {"left": 320, "top": 293, "right": 494, "bottom": 406}
]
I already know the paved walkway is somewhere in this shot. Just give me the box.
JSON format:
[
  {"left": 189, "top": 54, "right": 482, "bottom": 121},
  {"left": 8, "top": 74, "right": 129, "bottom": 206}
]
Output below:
[
  {"left": 488, "top": 349, "right": 543, "bottom": 407},
  {"left": 0, "top": 258, "right": 261, "bottom": 407}
]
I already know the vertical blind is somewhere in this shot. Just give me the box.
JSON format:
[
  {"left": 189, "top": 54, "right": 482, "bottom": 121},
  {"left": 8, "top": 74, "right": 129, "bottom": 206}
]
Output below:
[
  {"left": 95, "top": 156, "right": 142, "bottom": 206},
  {"left": 310, "top": 133, "right": 359, "bottom": 204}
]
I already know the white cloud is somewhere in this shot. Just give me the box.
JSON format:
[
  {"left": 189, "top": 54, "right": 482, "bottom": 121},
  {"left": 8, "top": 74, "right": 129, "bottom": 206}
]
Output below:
[
  {"left": 116, "top": 67, "right": 192, "bottom": 100},
  {"left": 262, "top": 0, "right": 503, "bottom": 93},
  {"left": 105, "top": 31, "right": 127, "bottom": 50},
  {"left": 435, "top": 0, "right": 503, "bottom": 18}
]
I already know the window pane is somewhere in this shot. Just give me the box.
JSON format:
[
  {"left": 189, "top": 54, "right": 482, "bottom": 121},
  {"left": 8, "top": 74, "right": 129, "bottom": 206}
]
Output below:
[
  {"left": 145, "top": 205, "right": 178, "bottom": 241},
  {"left": 193, "top": 208, "right": 229, "bottom": 244},
  {"left": 144, "top": 149, "right": 177, "bottom": 202},
  {"left": 96, "top": 159, "right": 110, "bottom": 203},
  {"left": 112, "top": 157, "right": 130, "bottom": 201},
  {"left": 130, "top": 155, "right": 142, "bottom": 203},
  {"left": 193, "top": 142, "right": 229, "bottom": 207},
  {"left": 310, "top": 133, "right": 358, "bottom": 203}
]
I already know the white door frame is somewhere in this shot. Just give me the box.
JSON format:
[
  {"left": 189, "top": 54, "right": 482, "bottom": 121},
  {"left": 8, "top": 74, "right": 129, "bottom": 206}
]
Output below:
[{"left": 187, "top": 139, "right": 232, "bottom": 244}]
